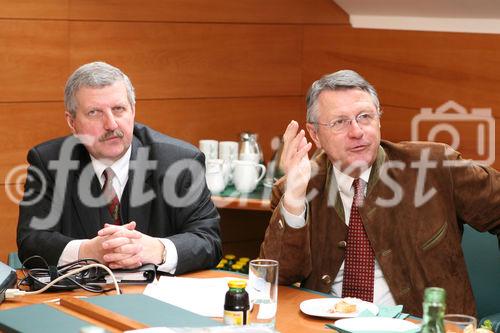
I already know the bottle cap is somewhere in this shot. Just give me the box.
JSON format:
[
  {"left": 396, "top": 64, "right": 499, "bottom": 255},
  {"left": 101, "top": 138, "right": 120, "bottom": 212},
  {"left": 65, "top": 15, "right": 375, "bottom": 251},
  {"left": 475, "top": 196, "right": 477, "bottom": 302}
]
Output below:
[
  {"left": 424, "top": 287, "right": 446, "bottom": 304},
  {"left": 228, "top": 279, "right": 247, "bottom": 289}
]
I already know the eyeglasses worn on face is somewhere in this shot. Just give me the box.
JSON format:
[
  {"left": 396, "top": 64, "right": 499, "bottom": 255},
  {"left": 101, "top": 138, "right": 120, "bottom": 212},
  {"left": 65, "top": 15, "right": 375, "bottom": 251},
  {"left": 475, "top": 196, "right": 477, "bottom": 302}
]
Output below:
[{"left": 309, "top": 112, "right": 379, "bottom": 133}]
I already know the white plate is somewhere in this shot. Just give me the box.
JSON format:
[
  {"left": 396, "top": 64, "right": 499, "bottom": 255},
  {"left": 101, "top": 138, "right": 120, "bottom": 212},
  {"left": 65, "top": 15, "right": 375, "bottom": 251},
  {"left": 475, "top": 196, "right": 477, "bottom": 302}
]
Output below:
[
  {"left": 299, "top": 297, "right": 379, "bottom": 319},
  {"left": 334, "top": 317, "right": 419, "bottom": 332}
]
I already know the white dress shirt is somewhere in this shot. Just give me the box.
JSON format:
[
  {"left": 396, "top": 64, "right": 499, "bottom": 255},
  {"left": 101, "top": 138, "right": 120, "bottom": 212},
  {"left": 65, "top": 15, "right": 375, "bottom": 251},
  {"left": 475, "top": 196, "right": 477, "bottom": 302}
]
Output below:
[
  {"left": 58, "top": 146, "right": 179, "bottom": 274},
  {"left": 282, "top": 166, "right": 396, "bottom": 306}
]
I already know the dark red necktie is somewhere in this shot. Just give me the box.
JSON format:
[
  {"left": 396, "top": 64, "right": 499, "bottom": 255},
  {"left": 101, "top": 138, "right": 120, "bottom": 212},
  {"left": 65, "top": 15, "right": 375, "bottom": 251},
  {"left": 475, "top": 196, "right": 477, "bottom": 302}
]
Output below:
[
  {"left": 341, "top": 178, "right": 375, "bottom": 302},
  {"left": 103, "top": 168, "right": 121, "bottom": 225}
]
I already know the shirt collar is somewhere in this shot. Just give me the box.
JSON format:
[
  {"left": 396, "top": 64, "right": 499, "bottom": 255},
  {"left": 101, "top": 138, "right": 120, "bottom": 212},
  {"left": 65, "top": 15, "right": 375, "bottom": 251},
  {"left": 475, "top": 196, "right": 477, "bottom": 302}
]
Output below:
[
  {"left": 90, "top": 146, "right": 132, "bottom": 186},
  {"left": 333, "top": 165, "right": 372, "bottom": 195}
]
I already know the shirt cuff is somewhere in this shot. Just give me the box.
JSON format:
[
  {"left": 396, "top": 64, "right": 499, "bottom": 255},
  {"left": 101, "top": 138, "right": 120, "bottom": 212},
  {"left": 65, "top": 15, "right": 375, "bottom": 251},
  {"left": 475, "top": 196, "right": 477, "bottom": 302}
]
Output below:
[
  {"left": 281, "top": 201, "right": 307, "bottom": 229},
  {"left": 58, "top": 239, "right": 85, "bottom": 266},
  {"left": 156, "top": 238, "right": 178, "bottom": 274}
]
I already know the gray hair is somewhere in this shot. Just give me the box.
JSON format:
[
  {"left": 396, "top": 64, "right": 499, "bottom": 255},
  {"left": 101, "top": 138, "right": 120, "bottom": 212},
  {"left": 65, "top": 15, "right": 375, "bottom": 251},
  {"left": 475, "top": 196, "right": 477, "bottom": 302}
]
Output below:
[
  {"left": 64, "top": 61, "right": 136, "bottom": 117},
  {"left": 306, "top": 69, "right": 380, "bottom": 123}
]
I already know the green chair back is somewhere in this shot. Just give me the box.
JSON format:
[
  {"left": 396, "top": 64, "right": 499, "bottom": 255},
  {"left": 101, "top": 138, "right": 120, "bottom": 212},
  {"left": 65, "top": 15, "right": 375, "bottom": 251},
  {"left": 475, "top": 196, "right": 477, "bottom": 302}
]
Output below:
[{"left": 461, "top": 225, "right": 500, "bottom": 318}]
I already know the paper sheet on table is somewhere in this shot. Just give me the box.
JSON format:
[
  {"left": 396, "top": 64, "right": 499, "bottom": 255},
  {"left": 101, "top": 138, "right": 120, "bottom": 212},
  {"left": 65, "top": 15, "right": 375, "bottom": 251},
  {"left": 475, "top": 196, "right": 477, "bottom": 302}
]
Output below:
[{"left": 143, "top": 276, "right": 240, "bottom": 317}]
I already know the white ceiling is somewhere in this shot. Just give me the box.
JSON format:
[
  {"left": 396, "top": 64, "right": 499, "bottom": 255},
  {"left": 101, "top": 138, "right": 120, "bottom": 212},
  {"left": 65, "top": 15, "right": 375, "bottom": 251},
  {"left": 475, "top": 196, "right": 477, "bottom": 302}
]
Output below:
[{"left": 333, "top": 0, "right": 500, "bottom": 34}]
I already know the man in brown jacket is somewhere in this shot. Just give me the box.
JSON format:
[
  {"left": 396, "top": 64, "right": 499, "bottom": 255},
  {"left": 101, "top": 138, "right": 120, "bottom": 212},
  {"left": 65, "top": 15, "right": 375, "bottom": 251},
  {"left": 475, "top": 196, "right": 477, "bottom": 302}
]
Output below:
[{"left": 260, "top": 69, "right": 500, "bottom": 316}]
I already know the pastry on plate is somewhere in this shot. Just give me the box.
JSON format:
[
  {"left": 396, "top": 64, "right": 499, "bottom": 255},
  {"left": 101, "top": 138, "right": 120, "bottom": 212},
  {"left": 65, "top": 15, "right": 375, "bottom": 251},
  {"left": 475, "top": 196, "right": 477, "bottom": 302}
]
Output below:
[{"left": 328, "top": 299, "right": 357, "bottom": 313}]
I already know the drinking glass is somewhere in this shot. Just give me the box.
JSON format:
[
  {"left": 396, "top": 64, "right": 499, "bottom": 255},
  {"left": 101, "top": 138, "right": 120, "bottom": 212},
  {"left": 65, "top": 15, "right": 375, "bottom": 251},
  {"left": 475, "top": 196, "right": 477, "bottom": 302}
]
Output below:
[
  {"left": 247, "top": 259, "right": 279, "bottom": 328},
  {"left": 444, "top": 314, "right": 477, "bottom": 333}
]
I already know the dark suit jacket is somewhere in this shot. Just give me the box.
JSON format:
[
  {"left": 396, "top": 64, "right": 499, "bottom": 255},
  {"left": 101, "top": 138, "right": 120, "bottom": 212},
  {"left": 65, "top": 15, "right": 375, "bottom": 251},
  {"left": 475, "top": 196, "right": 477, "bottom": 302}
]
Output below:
[
  {"left": 17, "top": 123, "right": 222, "bottom": 274},
  {"left": 260, "top": 140, "right": 500, "bottom": 317}
]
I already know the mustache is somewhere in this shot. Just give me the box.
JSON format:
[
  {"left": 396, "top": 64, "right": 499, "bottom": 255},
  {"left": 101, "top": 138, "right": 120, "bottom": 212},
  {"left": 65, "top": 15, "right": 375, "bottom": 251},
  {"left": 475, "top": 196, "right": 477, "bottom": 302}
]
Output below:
[{"left": 98, "top": 129, "right": 124, "bottom": 142}]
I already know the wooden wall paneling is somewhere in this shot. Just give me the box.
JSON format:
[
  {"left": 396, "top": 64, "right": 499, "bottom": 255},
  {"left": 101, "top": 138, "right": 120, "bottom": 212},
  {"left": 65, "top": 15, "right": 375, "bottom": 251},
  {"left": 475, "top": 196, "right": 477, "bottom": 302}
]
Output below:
[
  {"left": 0, "top": 97, "right": 304, "bottom": 178},
  {"left": 135, "top": 97, "right": 304, "bottom": 161},
  {"left": 0, "top": 20, "right": 69, "bottom": 102},
  {"left": 381, "top": 106, "right": 499, "bottom": 169},
  {"left": 0, "top": 0, "right": 68, "bottom": 19},
  {"left": 0, "top": 102, "right": 68, "bottom": 181},
  {"left": 302, "top": 26, "right": 500, "bottom": 113},
  {"left": 69, "top": 21, "right": 303, "bottom": 99},
  {"left": 0, "top": 185, "right": 21, "bottom": 262},
  {"left": 69, "top": 0, "right": 348, "bottom": 24}
]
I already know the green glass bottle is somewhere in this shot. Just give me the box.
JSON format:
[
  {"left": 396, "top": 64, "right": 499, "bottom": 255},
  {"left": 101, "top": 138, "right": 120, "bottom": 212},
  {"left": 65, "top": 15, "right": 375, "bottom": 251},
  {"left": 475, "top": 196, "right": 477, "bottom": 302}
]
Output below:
[{"left": 420, "top": 287, "right": 446, "bottom": 333}]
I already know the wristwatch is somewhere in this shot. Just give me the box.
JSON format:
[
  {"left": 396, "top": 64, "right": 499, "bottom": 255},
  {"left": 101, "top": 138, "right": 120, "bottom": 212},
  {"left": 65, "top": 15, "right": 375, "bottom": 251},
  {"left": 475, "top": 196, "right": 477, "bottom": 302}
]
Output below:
[{"left": 158, "top": 244, "right": 167, "bottom": 266}]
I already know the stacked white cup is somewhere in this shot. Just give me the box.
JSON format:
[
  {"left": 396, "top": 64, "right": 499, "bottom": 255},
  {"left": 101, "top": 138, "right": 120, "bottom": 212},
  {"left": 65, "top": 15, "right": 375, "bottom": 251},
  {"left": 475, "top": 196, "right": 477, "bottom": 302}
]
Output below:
[
  {"left": 219, "top": 141, "right": 239, "bottom": 185},
  {"left": 200, "top": 140, "right": 224, "bottom": 194}
]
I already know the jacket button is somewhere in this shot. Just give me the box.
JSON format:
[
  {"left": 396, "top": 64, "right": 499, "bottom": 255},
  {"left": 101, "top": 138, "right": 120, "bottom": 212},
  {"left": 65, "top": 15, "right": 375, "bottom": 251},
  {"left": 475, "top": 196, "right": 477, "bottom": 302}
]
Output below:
[
  {"left": 278, "top": 219, "right": 284, "bottom": 229},
  {"left": 338, "top": 241, "right": 347, "bottom": 248},
  {"left": 321, "top": 274, "right": 332, "bottom": 285}
]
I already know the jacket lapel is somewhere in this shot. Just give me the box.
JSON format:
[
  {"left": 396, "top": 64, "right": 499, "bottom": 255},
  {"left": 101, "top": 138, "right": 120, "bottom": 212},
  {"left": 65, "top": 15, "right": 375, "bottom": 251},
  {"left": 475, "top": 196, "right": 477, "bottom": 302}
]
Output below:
[
  {"left": 70, "top": 143, "right": 104, "bottom": 236},
  {"left": 312, "top": 146, "right": 387, "bottom": 225},
  {"left": 366, "top": 146, "right": 386, "bottom": 196},
  {"left": 309, "top": 150, "right": 346, "bottom": 224},
  {"left": 125, "top": 136, "right": 153, "bottom": 234}
]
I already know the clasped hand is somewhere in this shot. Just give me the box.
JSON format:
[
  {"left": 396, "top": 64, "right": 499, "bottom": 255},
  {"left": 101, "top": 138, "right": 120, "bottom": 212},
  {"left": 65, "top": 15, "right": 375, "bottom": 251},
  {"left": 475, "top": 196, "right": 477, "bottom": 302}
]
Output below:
[{"left": 80, "top": 221, "right": 164, "bottom": 269}]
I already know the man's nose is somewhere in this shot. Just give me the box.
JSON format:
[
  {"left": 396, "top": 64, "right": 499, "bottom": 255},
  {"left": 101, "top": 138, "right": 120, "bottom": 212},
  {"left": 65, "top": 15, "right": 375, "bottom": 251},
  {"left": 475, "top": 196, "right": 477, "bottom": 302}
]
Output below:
[
  {"left": 103, "top": 110, "right": 118, "bottom": 130},
  {"left": 347, "top": 119, "right": 364, "bottom": 138}
]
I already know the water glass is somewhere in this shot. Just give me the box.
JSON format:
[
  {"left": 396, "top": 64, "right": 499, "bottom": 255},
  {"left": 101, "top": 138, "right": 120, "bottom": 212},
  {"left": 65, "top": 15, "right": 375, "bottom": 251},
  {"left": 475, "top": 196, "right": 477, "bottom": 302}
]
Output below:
[
  {"left": 247, "top": 259, "right": 279, "bottom": 328},
  {"left": 444, "top": 314, "right": 477, "bottom": 333}
]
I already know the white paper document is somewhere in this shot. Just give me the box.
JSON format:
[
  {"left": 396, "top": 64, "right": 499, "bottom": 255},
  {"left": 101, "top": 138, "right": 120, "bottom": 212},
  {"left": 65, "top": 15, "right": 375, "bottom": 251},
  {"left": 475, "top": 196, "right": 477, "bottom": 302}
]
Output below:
[{"left": 143, "top": 276, "right": 240, "bottom": 317}]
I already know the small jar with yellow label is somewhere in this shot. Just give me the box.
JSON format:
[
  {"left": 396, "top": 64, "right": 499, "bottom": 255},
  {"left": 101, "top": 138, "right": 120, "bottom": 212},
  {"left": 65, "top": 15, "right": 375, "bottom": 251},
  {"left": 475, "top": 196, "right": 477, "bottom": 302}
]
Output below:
[{"left": 223, "top": 279, "right": 250, "bottom": 325}]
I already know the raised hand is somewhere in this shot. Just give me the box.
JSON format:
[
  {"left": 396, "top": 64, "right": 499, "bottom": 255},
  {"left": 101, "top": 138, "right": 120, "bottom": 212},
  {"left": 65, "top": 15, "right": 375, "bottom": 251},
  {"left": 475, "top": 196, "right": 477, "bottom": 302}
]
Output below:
[{"left": 280, "top": 120, "right": 312, "bottom": 215}]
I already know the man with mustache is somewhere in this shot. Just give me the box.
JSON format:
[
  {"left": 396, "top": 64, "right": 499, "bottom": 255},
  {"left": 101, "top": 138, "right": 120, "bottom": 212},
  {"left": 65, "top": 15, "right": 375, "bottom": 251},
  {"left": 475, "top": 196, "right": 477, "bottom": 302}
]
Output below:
[
  {"left": 17, "top": 61, "right": 222, "bottom": 274},
  {"left": 260, "top": 70, "right": 499, "bottom": 316}
]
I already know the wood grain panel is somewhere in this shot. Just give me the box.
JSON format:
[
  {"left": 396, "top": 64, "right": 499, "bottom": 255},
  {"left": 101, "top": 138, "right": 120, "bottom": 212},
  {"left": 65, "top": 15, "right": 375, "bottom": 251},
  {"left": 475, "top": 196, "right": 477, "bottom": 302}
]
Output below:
[
  {"left": 302, "top": 26, "right": 500, "bottom": 114},
  {"left": 0, "top": 20, "right": 69, "bottom": 102},
  {"left": 135, "top": 97, "right": 304, "bottom": 161},
  {"left": 69, "top": 0, "right": 348, "bottom": 24},
  {"left": 0, "top": 97, "right": 303, "bottom": 180},
  {"left": 0, "top": 0, "right": 69, "bottom": 19},
  {"left": 380, "top": 106, "right": 500, "bottom": 169},
  {"left": 69, "top": 21, "right": 302, "bottom": 99},
  {"left": 0, "top": 102, "right": 67, "bottom": 180},
  {"left": 0, "top": 185, "right": 20, "bottom": 262},
  {"left": 0, "top": 0, "right": 68, "bottom": 19}
]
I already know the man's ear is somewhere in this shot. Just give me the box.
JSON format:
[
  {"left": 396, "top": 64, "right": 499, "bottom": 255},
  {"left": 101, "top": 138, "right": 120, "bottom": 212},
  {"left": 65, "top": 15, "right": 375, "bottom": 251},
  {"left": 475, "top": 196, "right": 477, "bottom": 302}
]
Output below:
[
  {"left": 65, "top": 112, "right": 76, "bottom": 134},
  {"left": 306, "top": 123, "right": 322, "bottom": 150}
]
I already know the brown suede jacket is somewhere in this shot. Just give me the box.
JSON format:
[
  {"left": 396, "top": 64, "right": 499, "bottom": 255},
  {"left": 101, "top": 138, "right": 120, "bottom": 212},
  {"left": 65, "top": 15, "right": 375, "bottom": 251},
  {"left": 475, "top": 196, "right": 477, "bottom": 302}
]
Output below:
[{"left": 260, "top": 140, "right": 500, "bottom": 317}]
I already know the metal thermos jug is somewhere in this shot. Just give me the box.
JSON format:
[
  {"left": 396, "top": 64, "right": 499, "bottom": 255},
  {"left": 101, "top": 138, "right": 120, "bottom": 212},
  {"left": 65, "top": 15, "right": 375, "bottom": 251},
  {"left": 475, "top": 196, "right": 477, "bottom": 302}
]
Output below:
[{"left": 239, "top": 132, "right": 263, "bottom": 163}]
